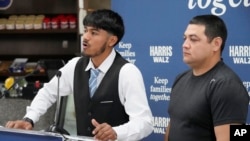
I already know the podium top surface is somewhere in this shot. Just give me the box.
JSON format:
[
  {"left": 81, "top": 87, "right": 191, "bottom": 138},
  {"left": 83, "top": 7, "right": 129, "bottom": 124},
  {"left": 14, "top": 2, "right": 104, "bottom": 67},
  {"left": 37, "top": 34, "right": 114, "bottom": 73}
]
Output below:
[
  {"left": 0, "top": 127, "right": 94, "bottom": 141},
  {"left": 0, "top": 127, "right": 63, "bottom": 141}
]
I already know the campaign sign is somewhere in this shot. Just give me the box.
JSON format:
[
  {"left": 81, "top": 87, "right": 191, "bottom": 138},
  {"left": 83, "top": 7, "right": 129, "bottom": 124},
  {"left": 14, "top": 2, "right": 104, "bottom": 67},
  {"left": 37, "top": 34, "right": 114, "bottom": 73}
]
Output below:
[{"left": 112, "top": 1, "right": 250, "bottom": 140}]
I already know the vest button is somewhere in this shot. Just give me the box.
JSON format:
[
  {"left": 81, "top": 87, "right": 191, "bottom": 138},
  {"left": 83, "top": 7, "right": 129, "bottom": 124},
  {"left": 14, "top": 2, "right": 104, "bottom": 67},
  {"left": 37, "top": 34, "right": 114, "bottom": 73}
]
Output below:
[{"left": 88, "top": 112, "right": 92, "bottom": 116}]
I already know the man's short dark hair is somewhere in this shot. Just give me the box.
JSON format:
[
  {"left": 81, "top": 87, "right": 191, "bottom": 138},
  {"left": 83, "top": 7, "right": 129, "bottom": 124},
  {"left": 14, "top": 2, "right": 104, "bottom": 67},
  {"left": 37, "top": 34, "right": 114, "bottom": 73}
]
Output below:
[
  {"left": 189, "top": 15, "right": 228, "bottom": 53},
  {"left": 83, "top": 9, "right": 125, "bottom": 46}
]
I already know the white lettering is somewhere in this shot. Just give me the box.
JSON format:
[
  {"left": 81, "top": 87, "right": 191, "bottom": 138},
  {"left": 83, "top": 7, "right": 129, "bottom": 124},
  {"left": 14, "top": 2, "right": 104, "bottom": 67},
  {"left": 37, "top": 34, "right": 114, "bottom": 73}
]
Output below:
[
  {"left": 234, "top": 129, "right": 241, "bottom": 136},
  {"left": 150, "top": 85, "right": 172, "bottom": 93},
  {"left": 154, "top": 77, "right": 168, "bottom": 85},
  {"left": 153, "top": 57, "right": 170, "bottom": 63},
  {"left": 234, "top": 129, "right": 247, "bottom": 136},
  {"left": 229, "top": 0, "right": 242, "bottom": 7},
  {"left": 150, "top": 94, "right": 171, "bottom": 102},
  {"left": 229, "top": 46, "right": 250, "bottom": 57},
  {"left": 188, "top": 0, "right": 250, "bottom": 16},
  {"left": 150, "top": 46, "right": 173, "bottom": 56},
  {"left": 211, "top": 0, "right": 226, "bottom": 16},
  {"left": 232, "top": 57, "right": 250, "bottom": 64},
  {"left": 244, "top": 0, "right": 250, "bottom": 6},
  {"left": 243, "top": 81, "right": 250, "bottom": 90},
  {"left": 153, "top": 117, "right": 169, "bottom": 127},
  {"left": 153, "top": 127, "right": 166, "bottom": 134},
  {"left": 198, "top": 0, "right": 211, "bottom": 9},
  {"left": 125, "top": 58, "right": 136, "bottom": 64},
  {"left": 119, "top": 42, "right": 132, "bottom": 50}
]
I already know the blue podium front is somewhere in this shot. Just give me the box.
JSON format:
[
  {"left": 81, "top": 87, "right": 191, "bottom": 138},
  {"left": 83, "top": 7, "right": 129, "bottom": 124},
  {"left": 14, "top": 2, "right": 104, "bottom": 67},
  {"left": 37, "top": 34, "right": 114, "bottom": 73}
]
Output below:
[{"left": 0, "top": 127, "right": 63, "bottom": 141}]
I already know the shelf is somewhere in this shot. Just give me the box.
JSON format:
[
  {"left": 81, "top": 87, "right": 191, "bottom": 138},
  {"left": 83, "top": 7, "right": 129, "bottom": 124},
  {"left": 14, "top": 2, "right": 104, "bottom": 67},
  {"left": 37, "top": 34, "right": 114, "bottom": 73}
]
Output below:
[
  {"left": 0, "top": 29, "right": 78, "bottom": 34},
  {"left": 0, "top": 71, "right": 47, "bottom": 77},
  {"left": 0, "top": 61, "right": 46, "bottom": 77},
  {"left": 0, "top": 0, "right": 80, "bottom": 83}
]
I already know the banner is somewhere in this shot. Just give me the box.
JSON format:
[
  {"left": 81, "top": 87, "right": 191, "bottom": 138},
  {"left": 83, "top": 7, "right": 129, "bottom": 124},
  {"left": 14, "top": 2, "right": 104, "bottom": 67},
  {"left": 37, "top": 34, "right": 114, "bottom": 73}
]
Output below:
[{"left": 112, "top": 1, "right": 250, "bottom": 140}]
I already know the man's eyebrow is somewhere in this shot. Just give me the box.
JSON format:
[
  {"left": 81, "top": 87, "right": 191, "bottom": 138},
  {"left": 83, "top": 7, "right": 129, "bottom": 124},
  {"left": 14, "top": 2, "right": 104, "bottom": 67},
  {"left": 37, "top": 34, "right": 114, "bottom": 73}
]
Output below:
[{"left": 188, "top": 34, "right": 199, "bottom": 38}]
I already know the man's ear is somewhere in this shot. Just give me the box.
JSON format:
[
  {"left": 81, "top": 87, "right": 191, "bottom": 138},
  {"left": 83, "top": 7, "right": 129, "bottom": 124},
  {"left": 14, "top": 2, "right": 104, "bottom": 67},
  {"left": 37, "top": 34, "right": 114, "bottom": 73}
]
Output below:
[
  {"left": 212, "top": 37, "right": 222, "bottom": 52},
  {"left": 108, "top": 35, "right": 118, "bottom": 47}
]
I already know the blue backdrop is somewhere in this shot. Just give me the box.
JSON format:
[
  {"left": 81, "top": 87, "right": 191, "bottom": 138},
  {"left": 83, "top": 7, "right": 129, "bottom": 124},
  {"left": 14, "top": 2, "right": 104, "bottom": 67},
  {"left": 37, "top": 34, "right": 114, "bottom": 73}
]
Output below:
[{"left": 112, "top": 1, "right": 250, "bottom": 140}]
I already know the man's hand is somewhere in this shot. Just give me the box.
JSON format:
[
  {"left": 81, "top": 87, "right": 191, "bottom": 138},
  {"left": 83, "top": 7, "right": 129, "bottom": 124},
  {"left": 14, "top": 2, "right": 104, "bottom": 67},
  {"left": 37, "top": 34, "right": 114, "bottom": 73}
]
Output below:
[
  {"left": 5, "top": 120, "right": 33, "bottom": 130},
  {"left": 92, "top": 119, "right": 117, "bottom": 141}
]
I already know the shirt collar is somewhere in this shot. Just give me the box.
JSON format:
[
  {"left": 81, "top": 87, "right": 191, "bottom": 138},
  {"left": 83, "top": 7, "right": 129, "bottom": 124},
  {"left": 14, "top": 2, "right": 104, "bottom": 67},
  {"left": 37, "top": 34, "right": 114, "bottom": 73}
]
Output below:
[{"left": 85, "top": 49, "right": 116, "bottom": 74}]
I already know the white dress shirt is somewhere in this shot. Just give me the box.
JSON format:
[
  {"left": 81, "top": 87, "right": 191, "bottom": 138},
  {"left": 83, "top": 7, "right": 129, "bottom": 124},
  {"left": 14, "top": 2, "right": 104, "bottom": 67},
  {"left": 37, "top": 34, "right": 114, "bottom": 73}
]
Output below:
[{"left": 25, "top": 49, "right": 153, "bottom": 141}]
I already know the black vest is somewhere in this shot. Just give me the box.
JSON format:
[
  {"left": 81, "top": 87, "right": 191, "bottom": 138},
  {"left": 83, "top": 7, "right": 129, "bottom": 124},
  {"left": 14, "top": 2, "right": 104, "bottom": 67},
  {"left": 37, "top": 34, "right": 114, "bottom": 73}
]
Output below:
[{"left": 73, "top": 52, "right": 129, "bottom": 136}]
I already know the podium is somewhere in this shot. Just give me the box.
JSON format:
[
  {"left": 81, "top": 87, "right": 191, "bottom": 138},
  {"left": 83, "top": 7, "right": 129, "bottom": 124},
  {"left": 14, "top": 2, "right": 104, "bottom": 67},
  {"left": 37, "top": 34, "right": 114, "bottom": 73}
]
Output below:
[
  {"left": 0, "top": 127, "right": 94, "bottom": 141},
  {"left": 0, "top": 127, "right": 63, "bottom": 141}
]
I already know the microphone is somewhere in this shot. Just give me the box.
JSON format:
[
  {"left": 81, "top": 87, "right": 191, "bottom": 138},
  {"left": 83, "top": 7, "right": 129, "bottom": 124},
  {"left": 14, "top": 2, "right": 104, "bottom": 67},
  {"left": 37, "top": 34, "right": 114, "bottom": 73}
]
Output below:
[
  {"left": 0, "top": 69, "right": 41, "bottom": 99},
  {"left": 46, "top": 71, "right": 69, "bottom": 135},
  {"left": 54, "top": 71, "right": 62, "bottom": 129}
]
